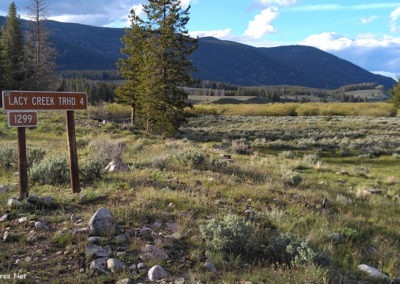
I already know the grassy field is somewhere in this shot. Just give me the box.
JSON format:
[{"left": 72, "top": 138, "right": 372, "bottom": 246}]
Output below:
[{"left": 0, "top": 104, "right": 400, "bottom": 283}]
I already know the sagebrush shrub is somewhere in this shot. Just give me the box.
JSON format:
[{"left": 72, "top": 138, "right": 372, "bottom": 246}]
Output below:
[
  {"left": 231, "top": 139, "right": 253, "bottom": 155},
  {"left": 173, "top": 150, "right": 205, "bottom": 169},
  {"left": 27, "top": 148, "right": 46, "bottom": 168},
  {"left": 30, "top": 157, "right": 70, "bottom": 185},
  {"left": 88, "top": 138, "right": 125, "bottom": 165},
  {"left": 80, "top": 157, "right": 103, "bottom": 184},
  {"left": 282, "top": 169, "right": 302, "bottom": 186},
  {"left": 199, "top": 214, "right": 259, "bottom": 256},
  {"left": 0, "top": 146, "right": 17, "bottom": 169}
]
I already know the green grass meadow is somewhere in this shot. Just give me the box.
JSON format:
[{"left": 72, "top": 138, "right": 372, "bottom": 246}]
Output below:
[{"left": 0, "top": 103, "right": 400, "bottom": 283}]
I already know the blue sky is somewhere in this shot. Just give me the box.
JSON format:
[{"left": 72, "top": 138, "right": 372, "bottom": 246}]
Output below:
[{"left": 1, "top": 0, "right": 400, "bottom": 76}]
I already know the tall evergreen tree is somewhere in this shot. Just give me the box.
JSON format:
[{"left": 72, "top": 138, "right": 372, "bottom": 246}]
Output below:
[
  {"left": 389, "top": 78, "right": 400, "bottom": 110},
  {"left": 116, "top": 0, "right": 197, "bottom": 136},
  {"left": 0, "top": 28, "right": 5, "bottom": 92},
  {"left": 24, "top": 0, "right": 56, "bottom": 90},
  {"left": 1, "top": 2, "right": 25, "bottom": 90},
  {"left": 116, "top": 10, "right": 146, "bottom": 127}
]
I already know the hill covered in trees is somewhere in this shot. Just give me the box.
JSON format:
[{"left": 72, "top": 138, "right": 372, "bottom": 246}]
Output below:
[{"left": 0, "top": 16, "right": 396, "bottom": 89}]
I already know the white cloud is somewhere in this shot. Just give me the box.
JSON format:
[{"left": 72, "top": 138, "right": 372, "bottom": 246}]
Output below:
[
  {"left": 258, "top": 0, "right": 298, "bottom": 7},
  {"left": 301, "top": 32, "right": 400, "bottom": 51},
  {"left": 244, "top": 7, "right": 278, "bottom": 39},
  {"left": 300, "top": 32, "right": 352, "bottom": 51},
  {"left": 361, "top": 16, "right": 378, "bottom": 24},
  {"left": 190, "top": 28, "right": 232, "bottom": 39},
  {"left": 293, "top": 3, "right": 400, "bottom": 12},
  {"left": 391, "top": 6, "right": 400, "bottom": 32}
]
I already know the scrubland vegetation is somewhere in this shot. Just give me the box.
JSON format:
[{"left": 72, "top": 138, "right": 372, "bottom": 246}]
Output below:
[{"left": 1, "top": 102, "right": 400, "bottom": 283}]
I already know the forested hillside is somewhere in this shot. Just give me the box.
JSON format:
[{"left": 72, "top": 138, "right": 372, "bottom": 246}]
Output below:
[{"left": 0, "top": 16, "right": 395, "bottom": 89}]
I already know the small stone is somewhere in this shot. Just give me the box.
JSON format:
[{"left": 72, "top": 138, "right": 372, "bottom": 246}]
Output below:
[
  {"left": 35, "top": 221, "right": 49, "bottom": 231},
  {"left": 3, "top": 231, "right": 9, "bottom": 242},
  {"left": 139, "top": 227, "right": 154, "bottom": 242},
  {"left": 358, "top": 264, "right": 388, "bottom": 280},
  {"left": 204, "top": 261, "right": 217, "bottom": 272},
  {"left": 141, "top": 245, "right": 169, "bottom": 262},
  {"left": 18, "top": 217, "right": 28, "bottom": 223},
  {"left": 137, "top": 263, "right": 146, "bottom": 270},
  {"left": 71, "top": 214, "right": 79, "bottom": 222},
  {"left": 0, "top": 214, "right": 9, "bottom": 222},
  {"left": 85, "top": 245, "right": 110, "bottom": 260},
  {"left": 24, "top": 256, "right": 32, "bottom": 263},
  {"left": 8, "top": 198, "right": 23, "bottom": 209},
  {"left": 166, "top": 222, "right": 178, "bottom": 234},
  {"left": 87, "top": 236, "right": 106, "bottom": 244},
  {"left": 90, "top": 257, "right": 109, "bottom": 275},
  {"left": 106, "top": 258, "right": 125, "bottom": 273},
  {"left": 116, "top": 252, "right": 126, "bottom": 258},
  {"left": 15, "top": 259, "right": 21, "bottom": 265},
  {"left": 148, "top": 265, "right": 167, "bottom": 281},
  {"left": 88, "top": 207, "right": 116, "bottom": 237},
  {"left": 151, "top": 222, "right": 162, "bottom": 231},
  {"left": 104, "top": 160, "right": 130, "bottom": 172},
  {"left": 129, "top": 264, "right": 137, "bottom": 271},
  {"left": 73, "top": 227, "right": 89, "bottom": 235}
]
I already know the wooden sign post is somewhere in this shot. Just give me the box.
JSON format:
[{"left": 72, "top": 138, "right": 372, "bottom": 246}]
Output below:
[{"left": 2, "top": 91, "right": 88, "bottom": 197}]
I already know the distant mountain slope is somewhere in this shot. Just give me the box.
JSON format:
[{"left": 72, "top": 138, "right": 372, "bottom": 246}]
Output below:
[{"left": 0, "top": 16, "right": 396, "bottom": 89}]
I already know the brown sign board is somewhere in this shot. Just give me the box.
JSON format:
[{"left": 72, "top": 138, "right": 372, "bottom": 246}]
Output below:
[
  {"left": 2, "top": 91, "right": 87, "bottom": 111},
  {"left": 8, "top": 111, "right": 38, "bottom": 127}
]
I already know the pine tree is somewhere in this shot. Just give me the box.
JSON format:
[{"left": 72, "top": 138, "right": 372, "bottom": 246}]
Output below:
[
  {"left": 0, "top": 28, "right": 5, "bottom": 92},
  {"left": 389, "top": 78, "right": 400, "bottom": 110},
  {"left": 116, "top": 0, "right": 197, "bottom": 136},
  {"left": 116, "top": 10, "right": 146, "bottom": 128},
  {"left": 24, "top": 0, "right": 56, "bottom": 90},
  {"left": 1, "top": 2, "right": 25, "bottom": 90}
]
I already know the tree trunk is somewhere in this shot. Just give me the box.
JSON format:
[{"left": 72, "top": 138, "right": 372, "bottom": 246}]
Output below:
[{"left": 131, "top": 104, "right": 136, "bottom": 127}]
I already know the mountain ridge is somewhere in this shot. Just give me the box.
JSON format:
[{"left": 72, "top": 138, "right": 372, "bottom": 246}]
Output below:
[{"left": 0, "top": 16, "right": 396, "bottom": 89}]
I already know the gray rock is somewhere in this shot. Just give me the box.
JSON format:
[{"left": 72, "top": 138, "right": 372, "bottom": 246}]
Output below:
[
  {"left": 35, "top": 221, "right": 49, "bottom": 231},
  {"left": 137, "top": 262, "right": 146, "bottom": 270},
  {"left": 107, "top": 258, "right": 125, "bottom": 273},
  {"left": 8, "top": 198, "right": 23, "bottom": 209},
  {"left": 88, "top": 207, "right": 116, "bottom": 237},
  {"left": 0, "top": 214, "right": 9, "bottom": 222},
  {"left": 85, "top": 245, "right": 110, "bottom": 259},
  {"left": 90, "top": 257, "right": 109, "bottom": 275},
  {"left": 358, "top": 264, "right": 388, "bottom": 279},
  {"left": 73, "top": 227, "right": 89, "bottom": 235},
  {"left": 139, "top": 227, "right": 154, "bottom": 242},
  {"left": 27, "top": 195, "right": 56, "bottom": 208},
  {"left": 18, "top": 217, "right": 28, "bottom": 223},
  {"left": 204, "top": 261, "right": 217, "bottom": 272},
  {"left": 88, "top": 236, "right": 107, "bottom": 244},
  {"left": 3, "top": 230, "right": 9, "bottom": 242},
  {"left": 148, "top": 265, "right": 167, "bottom": 281},
  {"left": 166, "top": 222, "right": 178, "bottom": 234},
  {"left": 141, "top": 244, "right": 169, "bottom": 262},
  {"left": 151, "top": 222, "right": 162, "bottom": 231},
  {"left": 104, "top": 160, "right": 130, "bottom": 172}
]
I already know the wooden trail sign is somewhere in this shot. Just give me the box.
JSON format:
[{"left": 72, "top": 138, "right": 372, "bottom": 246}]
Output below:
[
  {"left": 8, "top": 111, "right": 38, "bottom": 127},
  {"left": 2, "top": 90, "right": 88, "bottom": 198},
  {"left": 2, "top": 91, "right": 87, "bottom": 111}
]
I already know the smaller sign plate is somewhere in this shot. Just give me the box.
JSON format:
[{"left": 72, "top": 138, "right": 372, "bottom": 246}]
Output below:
[{"left": 8, "top": 111, "right": 38, "bottom": 127}]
